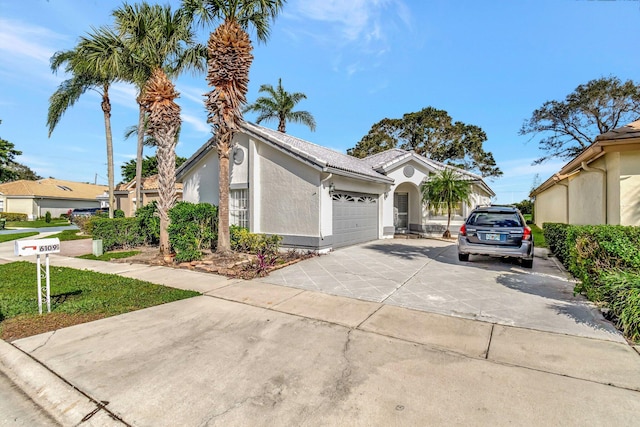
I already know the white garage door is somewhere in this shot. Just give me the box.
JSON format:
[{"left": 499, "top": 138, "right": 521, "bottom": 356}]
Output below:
[{"left": 332, "top": 192, "right": 379, "bottom": 248}]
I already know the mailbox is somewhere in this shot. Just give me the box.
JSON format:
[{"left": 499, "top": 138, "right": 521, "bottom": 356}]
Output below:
[{"left": 14, "top": 238, "right": 61, "bottom": 256}]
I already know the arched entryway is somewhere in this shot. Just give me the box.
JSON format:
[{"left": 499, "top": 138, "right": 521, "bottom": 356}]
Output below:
[{"left": 393, "top": 182, "right": 421, "bottom": 234}]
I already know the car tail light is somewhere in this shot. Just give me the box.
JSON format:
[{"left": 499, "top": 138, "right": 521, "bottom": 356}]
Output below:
[
  {"left": 459, "top": 224, "right": 467, "bottom": 236},
  {"left": 523, "top": 226, "right": 532, "bottom": 241}
]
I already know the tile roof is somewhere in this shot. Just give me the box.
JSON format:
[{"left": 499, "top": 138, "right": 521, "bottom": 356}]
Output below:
[
  {"left": 0, "top": 178, "right": 107, "bottom": 200},
  {"left": 596, "top": 119, "right": 640, "bottom": 142},
  {"left": 116, "top": 174, "right": 183, "bottom": 192},
  {"left": 360, "top": 149, "right": 411, "bottom": 169},
  {"left": 241, "top": 122, "right": 393, "bottom": 183}
]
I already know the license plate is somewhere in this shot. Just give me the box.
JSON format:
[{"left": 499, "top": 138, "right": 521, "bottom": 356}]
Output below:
[{"left": 485, "top": 233, "right": 501, "bottom": 241}]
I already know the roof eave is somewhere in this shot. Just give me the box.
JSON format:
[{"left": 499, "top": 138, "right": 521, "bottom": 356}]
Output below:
[{"left": 327, "top": 166, "right": 394, "bottom": 184}]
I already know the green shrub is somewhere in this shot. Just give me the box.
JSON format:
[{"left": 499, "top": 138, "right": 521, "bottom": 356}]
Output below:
[
  {"left": 599, "top": 271, "right": 640, "bottom": 342},
  {"left": 168, "top": 202, "right": 217, "bottom": 262},
  {"left": 543, "top": 223, "right": 570, "bottom": 265},
  {"left": 114, "top": 209, "right": 125, "bottom": 218},
  {"left": 135, "top": 201, "right": 160, "bottom": 245},
  {"left": 91, "top": 218, "right": 143, "bottom": 251},
  {"left": 44, "top": 211, "right": 52, "bottom": 223},
  {"left": 231, "top": 226, "right": 282, "bottom": 256},
  {"left": 0, "top": 212, "right": 28, "bottom": 221},
  {"left": 73, "top": 216, "right": 94, "bottom": 235}
]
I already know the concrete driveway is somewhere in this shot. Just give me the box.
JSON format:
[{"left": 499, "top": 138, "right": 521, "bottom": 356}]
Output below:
[{"left": 259, "top": 239, "right": 621, "bottom": 342}]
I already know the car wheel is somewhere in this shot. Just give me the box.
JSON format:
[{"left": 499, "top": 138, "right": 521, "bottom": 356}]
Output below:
[
  {"left": 458, "top": 253, "right": 469, "bottom": 262},
  {"left": 522, "top": 258, "right": 533, "bottom": 269}
]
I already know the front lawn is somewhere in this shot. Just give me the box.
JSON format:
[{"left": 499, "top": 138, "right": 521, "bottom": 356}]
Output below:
[
  {"left": 530, "top": 223, "right": 547, "bottom": 248},
  {"left": 0, "top": 232, "right": 39, "bottom": 243},
  {"left": 45, "top": 229, "right": 91, "bottom": 241},
  {"left": 6, "top": 219, "right": 70, "bottom": 228},
  {"left": 79, "top": 250, "right": 140, "bottom": 261},
  {"left": 0, "top": 261, "right": 199, "bottom": 341}
]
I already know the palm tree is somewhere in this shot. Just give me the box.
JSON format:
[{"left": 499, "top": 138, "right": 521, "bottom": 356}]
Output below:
[
  {"left": 421, "top": 168, "right": 472, "bottom": 239},
  {"left": 182, "top": 0, "right": 285, "bottom": 254},
  {"left": 244, "top": 78, "right": 316, "bottom": 133},
  {"left": 48, "top": 27, "right": 126, "bottom": 219},
  {"left": 124, "top": 3, "right": 205, "bottom": 255},
  {"left": 113, "top": 2, "right": 206, "bottom": 217}
]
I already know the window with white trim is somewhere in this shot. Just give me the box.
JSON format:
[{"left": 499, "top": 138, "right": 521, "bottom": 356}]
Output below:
[{"left": 229, "top": 189, "right": 249, "bottom": 228}]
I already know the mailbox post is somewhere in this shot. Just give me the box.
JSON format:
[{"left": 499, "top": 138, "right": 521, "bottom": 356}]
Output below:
[{"left": 14, "top": 238, "right": 61, "bottom": 314}]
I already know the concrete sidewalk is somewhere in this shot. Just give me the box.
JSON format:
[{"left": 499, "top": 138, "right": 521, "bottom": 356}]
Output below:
[{"left": 1, "top": 239, "right": 640, "bottom": 425}]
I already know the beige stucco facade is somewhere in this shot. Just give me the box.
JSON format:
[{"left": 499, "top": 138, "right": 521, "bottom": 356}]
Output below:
[{"left": 532, "top": 120, "right": 640, "bottom": 228}]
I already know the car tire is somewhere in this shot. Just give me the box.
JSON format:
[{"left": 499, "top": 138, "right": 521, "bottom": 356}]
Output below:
[
  {"left": 522, "top": 258, "right": 533, "bottom": 269},
  {"left": 458, "top": 253, "right": 469, "bottom": 262}
]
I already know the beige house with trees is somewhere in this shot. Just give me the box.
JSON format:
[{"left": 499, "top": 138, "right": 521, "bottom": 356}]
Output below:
[
  {"left": 115, "top": 174, "right": 183, "bottom": 217},
  {"left": 531, "top": 120, "right": 640, "bottom": 227}
]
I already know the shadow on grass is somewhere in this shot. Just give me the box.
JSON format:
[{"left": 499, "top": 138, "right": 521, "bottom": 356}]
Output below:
[{"left": 52, "top": 289, "right": 82, "bottom": 305}]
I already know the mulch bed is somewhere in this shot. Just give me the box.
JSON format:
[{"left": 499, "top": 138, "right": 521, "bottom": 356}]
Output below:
[
  {"left": 1, "top": 313, "right": 107, "bottom": 341},
  {"left": 112, "top": 246, "right": 315, "bottom": 280}
]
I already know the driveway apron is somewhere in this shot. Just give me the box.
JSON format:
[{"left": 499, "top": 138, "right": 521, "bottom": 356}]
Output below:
[{"left": 259, "top": 239, "right": 622, "bottom": 342}]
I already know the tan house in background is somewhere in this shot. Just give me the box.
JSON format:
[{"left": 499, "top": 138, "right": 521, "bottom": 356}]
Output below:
[
  {"left": 0, "top": 178, "right": 107, "bottom": 219},
  {"left": 531, "top": 119, "right": 640, "bottom": 228},
  {"left": 115, "top": 174, "right": 183, "bottom": 217}
]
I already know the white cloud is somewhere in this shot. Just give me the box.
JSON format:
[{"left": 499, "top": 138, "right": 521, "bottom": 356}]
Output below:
[
  {"left": 181, "top": 112, "right": 210, "bottom": 134},
  {"left": 0, "top": 18, "right": 65, "bottom": 64}
]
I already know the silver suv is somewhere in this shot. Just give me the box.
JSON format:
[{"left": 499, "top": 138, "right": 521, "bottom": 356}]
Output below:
[{"left": 457, "top": 205, "right": 534, "bottom": 268}]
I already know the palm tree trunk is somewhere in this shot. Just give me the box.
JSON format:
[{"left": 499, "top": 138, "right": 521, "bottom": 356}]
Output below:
[
  {"left": 135, "top": 98, "right": 145, "bottom": 212},
  {"left": 443, "top": 206, "right": 452, "bottom": 239},
  {"left": 278, "top": 114, "right": 286, "bottom": 133},
  {"left": 217, "top": 134, "right": 231, "bottom": 254},
  {"left": 101, "top": 84, "right": 114, "bottom": 219},
  {"left": 157, "top": 139, "right": 177, "bottom": 254}
]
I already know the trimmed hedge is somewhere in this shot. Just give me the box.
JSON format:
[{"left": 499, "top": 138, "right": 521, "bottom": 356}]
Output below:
[
  {"left": 544, "top": 223, "right": 640, "bottom": 341},
  {"left": 0, "top": 212, "right": 28, "bottom": 221},
  {"left": 91, "top": 218, "right": 144, "bottom": 251},
  {"left": 135, "top": 201, "right": 160, "bottom": 245}
]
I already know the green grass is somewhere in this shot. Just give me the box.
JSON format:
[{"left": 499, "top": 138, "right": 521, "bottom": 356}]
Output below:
[
  {"left": 79, "top": 251, "right": 140, "bottom": 261},
  {"left": 0, "top": 261, "right": 199, "bottom": 322},
  {"left": 45, "top": 229, "right": 91, "bottom": 241},
  {"left": 530, "top": 223, "right": 547, "bottom": 248},
  {"left": 0, "top": 232, "right": 39, "bottom": 243},
  {"left": 6, "top": 219, "right": 70, "bottom": 228}
]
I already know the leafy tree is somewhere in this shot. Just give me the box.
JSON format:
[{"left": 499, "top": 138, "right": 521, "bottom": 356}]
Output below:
[
  {"left": 182, "top": 0, "right": 285, "bottom": 254},
  {"left": 48, "top": 27, "right": 126, "bottom": 218},
  {"left": 513, "top": 199, "right": 533, "bottom": 215},
  {"left": 113, "top": 2, "right": 206, "bottom": 212},
  {"left": 135, "top": 4, "right": 204, "bottom": 255},
  {"left": 1, "top": 161, "right": 42, "bottom": 182},
  {"left": 520, "top": 76, "right": 640, "bottom": 164},
  {"left": 421, "top": 168, "right": 472, "bottom": 239},
  {"left": 121, "top": 154, "right": 187, "bottom": 182},
  {"left": 243, "top": 78, "right": 316, "bottom": 133},
  {"left": 348, "top": 107, "right": 502, "bottom": 178},
  {"left": 0, "top": 120, "right": 24, "bottom": 183}
]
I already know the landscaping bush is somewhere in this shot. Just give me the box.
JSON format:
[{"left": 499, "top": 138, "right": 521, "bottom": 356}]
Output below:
[
  {"left": 230, "top": 226, "right": 282, "bottom": 256},
  {"left": 114, "top": 209, "right": 125, "bottom": 218},
  {"left": 599, "top": 271, "right": 640, "bottom": 342},
  {"left": 167, "top": 202, "right": 217, "bottom": 262},
  {"left": 45, "top": 211, "right": 52, "bottom": 223},
  {"left": 0, "top": 212, "right": 28, "bottom": 221},
  {"left": 91, "top": 217, "right": 143, "bottom": 251},
  {"left": 543, "top": 222, "right": 570, "bottom": 265},
  {"left": 73, "top": 216, "right": 95, "bottom": 235},
  {"left": 135, "top": 201, "right": 160, "bottom": 245}
]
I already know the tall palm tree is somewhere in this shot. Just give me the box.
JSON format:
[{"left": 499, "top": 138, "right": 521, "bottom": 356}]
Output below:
[
  {"left": 244, "top": 78, "right": 316, "bottom": 133},
  {"left": 421, "top": 168, "right": 472, "bottom": 239},
  {"left": 48, "top": 27, "right": 126, "bottom": 219},
  {"left": 113, "top": 2, "right": 206, "bottom": 217},
  {"left": 124, "top": 3, "right": 205, "bottom": 255},
  {"left": 182, "top": 0, "right": 285, "bottom": 254}
]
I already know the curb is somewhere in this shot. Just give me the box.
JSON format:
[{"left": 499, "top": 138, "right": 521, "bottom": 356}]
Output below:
[{"left": 0, "top": 339, "right": 125, "bottom": 426}]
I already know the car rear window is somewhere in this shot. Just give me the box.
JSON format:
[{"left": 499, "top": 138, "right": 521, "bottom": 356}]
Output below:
[{"left": 467, "top": 212, "right": 522, "bottom": 227}]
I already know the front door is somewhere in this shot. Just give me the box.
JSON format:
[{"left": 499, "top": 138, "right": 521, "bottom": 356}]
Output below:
[{"left": 394, "top": 192, "right": 408, "bottom": 231}]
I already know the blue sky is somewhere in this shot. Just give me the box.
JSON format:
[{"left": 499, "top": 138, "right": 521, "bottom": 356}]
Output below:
[{"left": 1, "top": 0, "right": 639, "bottom": 203}]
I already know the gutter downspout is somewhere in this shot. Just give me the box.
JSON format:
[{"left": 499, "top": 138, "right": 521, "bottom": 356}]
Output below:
[
  {"left": 581, "top": 161, "right": 607, "bottom": 224},
  {"left": 553, "top": 174, "right": 570, "bottom": 224},
  {"left": 319, "top": 173, "right": 333, "bottom": 240}
]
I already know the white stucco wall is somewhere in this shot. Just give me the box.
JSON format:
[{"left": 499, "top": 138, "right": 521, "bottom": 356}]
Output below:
[
  {"left": 568, "top": 167, "right": 605, "bottom": 225},
  {"left": 256, "top": 142, "right": 321, "bottom": 236},
  {"left": 181, "top": 149, "right": 220, "bottom": 205},
  {"left": 534, "top": 183, "right": 568, "bottom": 227},
  {"left": 619, "top": 150, "right": 640, "bottom": 226},
  {"left": 230, "top": 135, "right": 249, "bottom": 187}
]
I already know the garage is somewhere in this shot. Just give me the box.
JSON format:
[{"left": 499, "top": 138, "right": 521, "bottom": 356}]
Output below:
[{"left": 331, "top": 192, "right": 379, "bottom": 248}]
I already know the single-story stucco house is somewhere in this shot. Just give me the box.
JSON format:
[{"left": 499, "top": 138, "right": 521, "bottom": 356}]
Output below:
[
  {"left": 115, "top": 174, "right": 183, "bottom": 217},
  {"left": 0, "top": 178, "right": 108, "bottom": 219},
  {"left": 531, "top": 119, "right": 640, "bottom": 228},
  {"left": 176, "top": 122, "right": 495, "bottom": 252}
]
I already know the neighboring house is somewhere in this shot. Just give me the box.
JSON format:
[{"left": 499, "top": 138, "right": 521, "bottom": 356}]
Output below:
[
  {"left": 177, "top": 122, "right": 494, "bottom": 251},
  {"left": 0, "top": 178, "right": 108, "bottom": 219},
  {"left": 531, "top": 119, "right": 640, "bottom": 228},
  {"left": 115, "top": 174, "right": 183, "bottom": 217}
]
